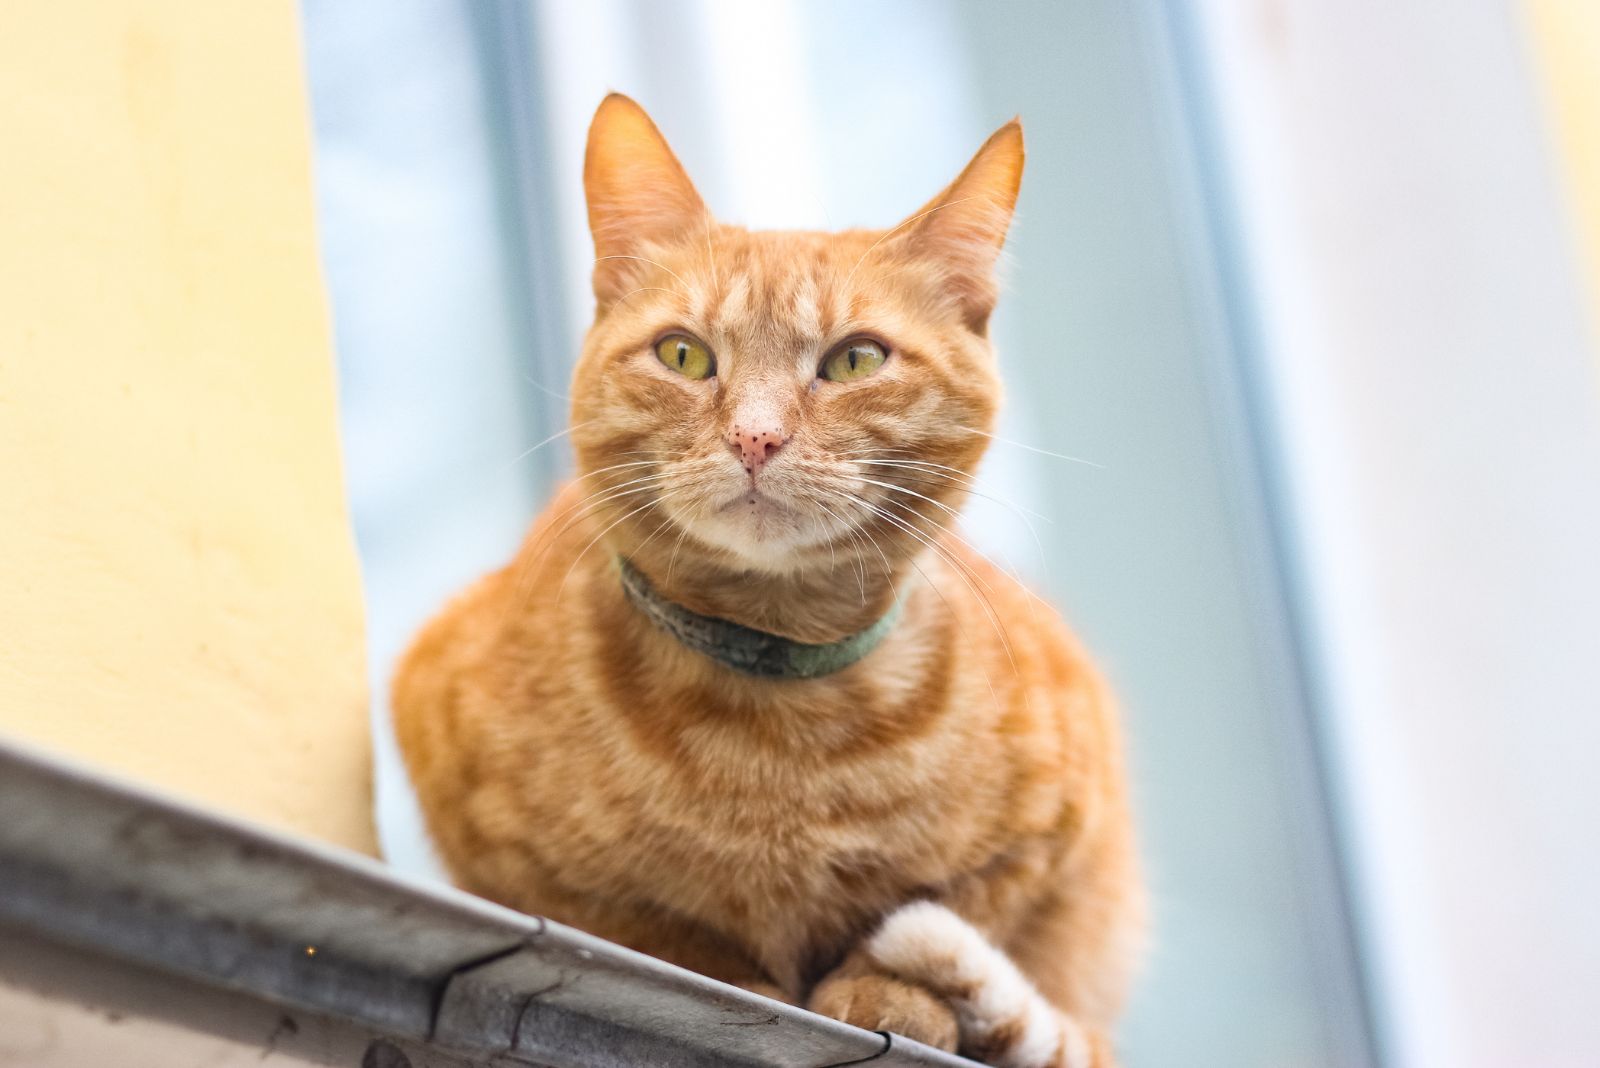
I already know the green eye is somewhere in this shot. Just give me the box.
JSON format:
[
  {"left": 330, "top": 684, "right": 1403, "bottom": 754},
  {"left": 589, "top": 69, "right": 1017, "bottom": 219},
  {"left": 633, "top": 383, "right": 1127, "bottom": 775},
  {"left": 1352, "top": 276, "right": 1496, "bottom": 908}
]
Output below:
[
  {"left": 655, "top": 334, "right": 714, "bottom": 380},
  {"left": 820, "top": 339, "right": 887, "bottom": 382}
]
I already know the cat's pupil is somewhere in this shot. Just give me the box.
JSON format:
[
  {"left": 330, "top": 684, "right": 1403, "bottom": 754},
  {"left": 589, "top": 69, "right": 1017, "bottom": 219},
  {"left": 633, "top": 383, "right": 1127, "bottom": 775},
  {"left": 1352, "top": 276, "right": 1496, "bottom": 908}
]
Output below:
[
  {"left": 677, "top": 344, "right": 687, "bottom": 368},
  {"left": 849, "top": 349, "right": 859, "bottom": 370}
]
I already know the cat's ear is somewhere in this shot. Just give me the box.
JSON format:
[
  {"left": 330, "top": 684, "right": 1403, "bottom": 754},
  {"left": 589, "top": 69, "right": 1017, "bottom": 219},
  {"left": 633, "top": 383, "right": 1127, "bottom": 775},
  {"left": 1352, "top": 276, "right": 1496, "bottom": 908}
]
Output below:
[
  {"left": 584, "top": 94, "right": 708, "bottom": 306},
  {"left": 894, "top": 118, "right": 1024, "bottom": 332}
]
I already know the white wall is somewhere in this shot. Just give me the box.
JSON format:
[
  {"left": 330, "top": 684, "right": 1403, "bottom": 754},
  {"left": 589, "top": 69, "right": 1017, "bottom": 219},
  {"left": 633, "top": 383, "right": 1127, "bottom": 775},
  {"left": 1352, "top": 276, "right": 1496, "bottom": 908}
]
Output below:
[{"left": 1192, "top": 3, "right": 1600, "bottom": 1065}]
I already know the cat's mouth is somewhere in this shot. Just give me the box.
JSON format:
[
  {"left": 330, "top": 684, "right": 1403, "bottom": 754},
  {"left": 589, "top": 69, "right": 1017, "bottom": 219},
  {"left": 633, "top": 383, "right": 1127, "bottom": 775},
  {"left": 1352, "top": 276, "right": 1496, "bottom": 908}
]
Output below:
[
  {"left": 718, "top": 488, "right": 793, "bottom": 515},
  {"left": 679, "top": 477, "right": 848, "bottom": 565}
]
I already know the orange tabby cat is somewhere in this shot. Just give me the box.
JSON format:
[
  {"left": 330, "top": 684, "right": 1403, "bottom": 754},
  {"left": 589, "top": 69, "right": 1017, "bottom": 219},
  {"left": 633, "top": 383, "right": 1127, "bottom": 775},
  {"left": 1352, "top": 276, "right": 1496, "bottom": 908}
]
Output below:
[{"left": 394, "top": 94, "right": 1144, "bottom": 1067}]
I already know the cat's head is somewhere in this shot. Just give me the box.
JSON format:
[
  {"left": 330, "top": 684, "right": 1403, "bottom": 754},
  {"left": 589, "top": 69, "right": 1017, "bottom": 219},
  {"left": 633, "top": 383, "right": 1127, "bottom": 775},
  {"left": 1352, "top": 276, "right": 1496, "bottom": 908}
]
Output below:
[{"left": 570, "top": 94, "right": 1021, "bottom": 582}]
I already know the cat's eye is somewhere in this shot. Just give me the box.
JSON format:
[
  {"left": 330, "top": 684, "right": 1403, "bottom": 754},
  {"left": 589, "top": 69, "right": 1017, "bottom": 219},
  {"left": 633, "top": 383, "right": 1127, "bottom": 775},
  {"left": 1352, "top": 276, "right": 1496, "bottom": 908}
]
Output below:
[
  {"left": 819, "top": 339, "right": 888, "bottom": 383},
  {"left": 655, "top": 334, "right": 715, "bottom": 380}
]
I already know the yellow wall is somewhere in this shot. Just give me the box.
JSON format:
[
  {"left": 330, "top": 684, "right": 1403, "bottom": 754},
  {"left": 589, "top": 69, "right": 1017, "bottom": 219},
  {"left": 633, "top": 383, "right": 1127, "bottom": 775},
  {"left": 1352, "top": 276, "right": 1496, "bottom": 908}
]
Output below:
[
  {"left": 0, "top": 2, "right": 376, "bottom": 854},
  {"left": 1524, "top": 0, "right": 1600, "bottom": 345}
]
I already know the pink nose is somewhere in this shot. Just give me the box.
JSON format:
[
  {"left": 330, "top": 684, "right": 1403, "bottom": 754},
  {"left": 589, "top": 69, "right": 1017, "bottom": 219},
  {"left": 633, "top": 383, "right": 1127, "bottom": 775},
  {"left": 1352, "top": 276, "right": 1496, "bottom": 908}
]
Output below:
[{"left": 727, "top": 424, "right": 789, "bottom": 477}]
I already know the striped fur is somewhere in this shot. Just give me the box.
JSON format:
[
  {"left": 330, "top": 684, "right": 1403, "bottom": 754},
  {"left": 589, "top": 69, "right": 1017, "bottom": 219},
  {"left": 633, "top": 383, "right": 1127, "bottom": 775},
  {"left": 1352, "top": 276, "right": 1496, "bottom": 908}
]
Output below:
[{"left": 393, "top": 95, "right": 1144, "bottom": 1066}]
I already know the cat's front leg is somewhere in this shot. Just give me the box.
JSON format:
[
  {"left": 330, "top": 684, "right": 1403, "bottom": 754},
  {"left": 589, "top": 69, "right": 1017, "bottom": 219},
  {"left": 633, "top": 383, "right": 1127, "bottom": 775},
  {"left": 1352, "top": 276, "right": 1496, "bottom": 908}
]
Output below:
[
  {"left": 808, "top": 948, "right": 961, "bottom": 1052},
  {"left": 810, "top": 902, "right": 1115, "bottom": 1068}
]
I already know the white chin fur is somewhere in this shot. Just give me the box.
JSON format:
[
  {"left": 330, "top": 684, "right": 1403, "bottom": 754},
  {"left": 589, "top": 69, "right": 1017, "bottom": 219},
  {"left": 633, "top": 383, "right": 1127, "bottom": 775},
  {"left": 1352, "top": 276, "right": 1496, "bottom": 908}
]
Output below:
[{"left": 686, "top": 501, "right": 839, "bottom": 567}]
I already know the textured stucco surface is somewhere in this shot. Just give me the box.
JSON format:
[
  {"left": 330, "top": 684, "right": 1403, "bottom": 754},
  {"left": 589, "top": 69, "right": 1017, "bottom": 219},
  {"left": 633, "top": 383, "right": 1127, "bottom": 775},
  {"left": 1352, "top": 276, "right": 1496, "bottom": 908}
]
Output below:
[{"left": 0, "top": 1, "right": 375, "bottom": 854}]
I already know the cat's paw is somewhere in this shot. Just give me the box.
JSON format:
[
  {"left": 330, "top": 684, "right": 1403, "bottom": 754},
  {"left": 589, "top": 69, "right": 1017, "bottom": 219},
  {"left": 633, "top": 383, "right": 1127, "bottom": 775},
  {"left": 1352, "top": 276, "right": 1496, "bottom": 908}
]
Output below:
[{"left": 808, "top": 971, "right": 959, "bottom": 1052}]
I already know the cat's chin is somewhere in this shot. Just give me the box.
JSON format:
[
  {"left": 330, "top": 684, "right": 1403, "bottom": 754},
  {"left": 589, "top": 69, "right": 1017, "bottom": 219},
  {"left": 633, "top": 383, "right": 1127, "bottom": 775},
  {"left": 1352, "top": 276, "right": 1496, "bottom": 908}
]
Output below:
[{"left": 682, "top": 490, "right": 834, "bottom": 569}]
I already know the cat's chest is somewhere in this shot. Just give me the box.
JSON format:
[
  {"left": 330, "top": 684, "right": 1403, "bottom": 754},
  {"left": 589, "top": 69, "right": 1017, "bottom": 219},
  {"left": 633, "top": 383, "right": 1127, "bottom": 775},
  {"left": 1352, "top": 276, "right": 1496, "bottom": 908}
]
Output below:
[
  {"left": 618, "top": 750, "right": 948, "bottom": 891},
  {"left": 611, "top": 756, "right": 952, "bottom": 985},
  {"left": 521, "top": 668, "right": 1003, "bottom": 983},
  {"left": 567, "top": 714, "right": 968, "bottom": 925}
]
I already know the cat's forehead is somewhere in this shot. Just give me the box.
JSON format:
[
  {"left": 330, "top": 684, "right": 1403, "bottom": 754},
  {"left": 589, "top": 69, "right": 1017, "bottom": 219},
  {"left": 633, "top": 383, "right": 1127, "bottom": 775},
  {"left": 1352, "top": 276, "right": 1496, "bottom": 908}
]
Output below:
[
  {"left": 692, "top": 227, "right": 878, "bottom": 287},
  {"left": 676, "top": 227, "right": 890, "bottom": 342}
]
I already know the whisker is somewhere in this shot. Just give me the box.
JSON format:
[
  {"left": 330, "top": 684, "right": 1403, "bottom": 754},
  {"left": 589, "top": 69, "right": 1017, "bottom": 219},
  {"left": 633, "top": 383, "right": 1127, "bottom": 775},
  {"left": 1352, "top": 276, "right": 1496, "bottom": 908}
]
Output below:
[
  {"left": 837, "top": 448, "right": 1051, "bottom": 511},
  {"left": 665, "top": 518, "right": 696, "bottom": 586},
  {"left": 504, "top": 474, "right": 667, "bottom": 596},
  {"left": 809, "top": 497, "right": 876, "bottom": 606},
  {"left": 870, "top": 489, "right": 1050, "bottom": 626},
  {"left": 556, "top": 495, "right": 667, "bottom": 603},
  {"left": 499, "top": 462, "right": 673, "bottom": 630},
  {"left": 866, "top": 493, "right": 1004, "bottom": 607},
  {"left": 703, "top": 213, "right": 721, "bottom": 292},
  {"left": 854, "top": 474, "right": 966, "bottom": 526},
  {"left": 954, "top": 425, "right": 1103, "bottom": 468},
  {"left": 848, "top": 459, "right": 1054, "bottom": 590},
  {"left": 544, "top": 475, "right": 669, "bottom": 536},
  {"left": 802, "top": 496, "right": 841, "bottom": 579},
  {"left": 853, "top": 461, "right": 1052, "bottom": 525},
  {"left": 593, "top": 254, "right": 692, "bottom": 294},
  {"left": 843, "top": 492, "right": 1026, "bottom": 693},
  {"left": 877, "top": 521, "right": 1005, "bottom": 718},
  {"left": 519, "top": 474, "right": 671, "bottom": 577},
  {"left": 843, "top": 194, "right": 987, "bottom": 293},
  {"left": 613, "top": 285, "right": 688, "bottom": 311},
  {"left": 845, "top": 260, "right": 929, "bottom": 312},
  {"left": 630, "top": 508, "right": 680, "bottom": 559},
  {"left": 580, "top": 459, "right": 663, "bottom": 479},
  {"left": 499, "top": 420, "right": 594, "bottom": 473},
  {"left": 520, "top": 373, "right": 571, "bottom": 404}
]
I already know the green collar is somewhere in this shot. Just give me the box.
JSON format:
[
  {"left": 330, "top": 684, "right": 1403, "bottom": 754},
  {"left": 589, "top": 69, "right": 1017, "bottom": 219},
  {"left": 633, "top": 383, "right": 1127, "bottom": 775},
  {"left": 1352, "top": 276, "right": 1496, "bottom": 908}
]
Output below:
[{"left": 617, "top": 557, "right": 901, "bottom": 680}]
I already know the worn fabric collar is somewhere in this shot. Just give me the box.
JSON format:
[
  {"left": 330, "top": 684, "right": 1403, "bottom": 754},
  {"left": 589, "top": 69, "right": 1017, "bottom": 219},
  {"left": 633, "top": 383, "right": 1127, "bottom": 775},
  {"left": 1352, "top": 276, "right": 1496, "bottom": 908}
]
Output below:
[{"left": 617, "top": 557, "right": 900, "bottom": 680}]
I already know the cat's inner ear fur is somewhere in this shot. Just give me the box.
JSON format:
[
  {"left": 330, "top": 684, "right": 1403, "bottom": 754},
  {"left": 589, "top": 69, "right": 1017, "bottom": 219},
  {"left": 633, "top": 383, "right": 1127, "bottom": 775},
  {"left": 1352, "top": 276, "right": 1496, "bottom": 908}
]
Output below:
[
  {"left": 893, "top": 118, "right": 1024, "bottom": 334},
  {"left": 583, "top": 93, "right": 708, "bottom": 306}
]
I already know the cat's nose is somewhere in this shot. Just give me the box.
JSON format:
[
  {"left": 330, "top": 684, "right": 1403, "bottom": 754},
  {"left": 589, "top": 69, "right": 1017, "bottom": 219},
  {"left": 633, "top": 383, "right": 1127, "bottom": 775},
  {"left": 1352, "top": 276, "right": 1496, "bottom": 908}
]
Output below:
[{"left": 727, "top": 423, "right": 789, "bottom": 477}]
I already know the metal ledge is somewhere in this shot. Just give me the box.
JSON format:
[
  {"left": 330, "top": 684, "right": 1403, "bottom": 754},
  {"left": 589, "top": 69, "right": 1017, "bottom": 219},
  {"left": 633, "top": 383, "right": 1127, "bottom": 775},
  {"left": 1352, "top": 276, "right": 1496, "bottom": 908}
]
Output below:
[{"left": 0, "top": 741, "right": 979, "bottom": 1067}]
